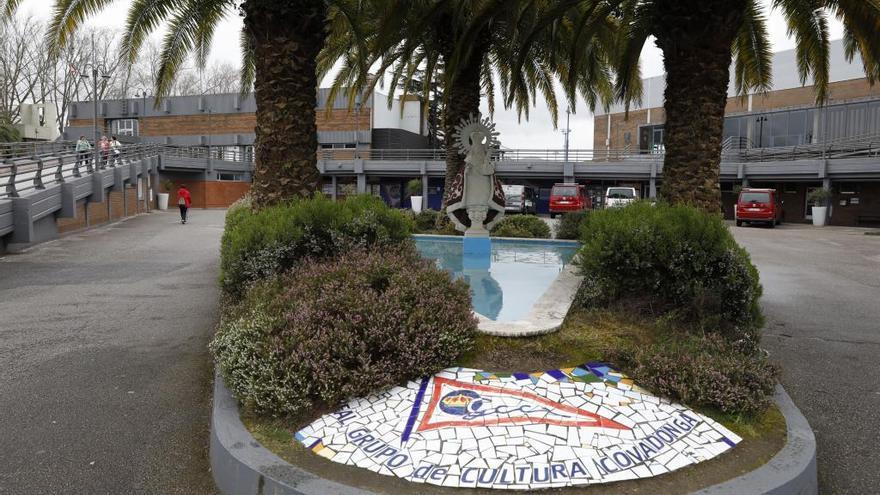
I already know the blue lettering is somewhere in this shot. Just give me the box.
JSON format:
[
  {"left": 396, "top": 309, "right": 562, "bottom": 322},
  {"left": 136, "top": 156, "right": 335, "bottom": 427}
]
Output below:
[
  {"left": 597, "top": 458, "right": 617, "bottom": 474},
  {"left": 430, "top": 467, "right": 448, "bottom": 481},
  {"left": 478, "top": 468, "right": 498, "bottom": 483},
  {"left": 655, "top": 429, "right": 676, "bottom": 443},
  {"left": 533, "top": 466, "right": 550, "bottom": 483},
  {"left": 413, "top": 465, "right": 432, "bottom": 479},
  {"left": 516, "top": 466, "right": 530, "bottom": 482},
  {"left": 386, "top": 454, "right": 408, "bottom": 468},
  {"left": 570, "top": 460, "right": 588, "bottom": 478},
  {"left": 646, "top": 435, "right": 665, "bottom": 450},
  {"left": 550, "top": 463, "right": 567, "bottom": 480},
  {"left": 363, "top": 440, "right": 385, "bottom": 453},
  {"left": 497, "top": 467, "right": 512, "bottom": 484},
  {"left": 612, "top": 452, "right": 633, "bottom": 468},
  {"left": 461, "top": 468, "right": 478, "bottom": 483},
  {"left": 347, "top": 428, "right": 368, "bottom": 440}
]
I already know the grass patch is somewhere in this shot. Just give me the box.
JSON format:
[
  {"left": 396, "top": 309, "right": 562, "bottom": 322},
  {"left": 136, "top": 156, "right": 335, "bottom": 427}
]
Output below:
[{"left": 459, "top": 308, "right": 656, "bottom": 372}]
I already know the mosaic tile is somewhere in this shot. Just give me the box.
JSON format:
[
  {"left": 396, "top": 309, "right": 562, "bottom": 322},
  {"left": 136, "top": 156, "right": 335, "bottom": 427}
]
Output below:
[{"left": 295, "top": 363, "right": 742, "bottom": 489}]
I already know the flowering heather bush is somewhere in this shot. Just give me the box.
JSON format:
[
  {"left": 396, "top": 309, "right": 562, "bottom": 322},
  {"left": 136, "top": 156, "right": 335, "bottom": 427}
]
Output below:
[
  {"left": 608, "top": 334, "right": 779, "bottom": 417},
  {"left": 576, "top": 202, "right": 763, "bottom": 351},
  {"left": 220, "top": 194, "right": 413, "bottom": 297},
  {"left": 210, "top": 246, "right": 477, "bottom": 417}
]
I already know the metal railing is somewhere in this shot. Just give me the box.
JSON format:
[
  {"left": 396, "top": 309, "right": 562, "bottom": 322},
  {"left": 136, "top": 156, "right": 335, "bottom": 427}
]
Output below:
[{"left": 1, "top": 143, "right": 159, "bottom": 200}]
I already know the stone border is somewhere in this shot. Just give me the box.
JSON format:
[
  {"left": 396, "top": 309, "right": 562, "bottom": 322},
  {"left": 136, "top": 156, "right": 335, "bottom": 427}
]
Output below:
[
  {"left": 690, "top": 384, "right": 817, "bottom": 495},
  {"left": 211, "top": 377, "right": 816, "bottom": 495}
]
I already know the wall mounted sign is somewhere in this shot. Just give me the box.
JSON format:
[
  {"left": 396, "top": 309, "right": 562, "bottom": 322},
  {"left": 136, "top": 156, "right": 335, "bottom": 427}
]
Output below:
[{"left": 296, "top": 364, "right": 741, "bottom": 489}]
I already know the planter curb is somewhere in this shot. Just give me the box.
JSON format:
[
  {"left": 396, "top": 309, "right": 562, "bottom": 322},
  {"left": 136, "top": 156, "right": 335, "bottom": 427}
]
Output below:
[{"left": 211, "top": 377, "right": 817, "bottom": 495}]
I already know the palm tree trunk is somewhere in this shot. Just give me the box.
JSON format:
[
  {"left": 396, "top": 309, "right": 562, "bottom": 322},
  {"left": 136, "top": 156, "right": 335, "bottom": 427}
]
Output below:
[
  {"left": 439, "top": 37, "right": 486, "bottom": 211},
  {"left": 655, "top": 3, "right": 744, "bottom": 213},
  {"left": 243, "top": 1, "right": 325, "bottom": 208}
]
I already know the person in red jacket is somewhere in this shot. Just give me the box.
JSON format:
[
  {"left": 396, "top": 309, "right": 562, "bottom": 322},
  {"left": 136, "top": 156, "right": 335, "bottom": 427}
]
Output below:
[{"left": 177, "top": 184, "right": 192, "bottom": 224}]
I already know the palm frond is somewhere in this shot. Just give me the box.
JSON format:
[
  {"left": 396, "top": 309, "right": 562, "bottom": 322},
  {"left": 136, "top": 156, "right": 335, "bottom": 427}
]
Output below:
[
  {"left": 732, "top": 0, "right": 772, "bottom": 96},
  {"left": 120, "top": 0, "right": 182, "bottom": 65},
  {"left": 46, "top": 0, "right": 120, "bottom": 55}
]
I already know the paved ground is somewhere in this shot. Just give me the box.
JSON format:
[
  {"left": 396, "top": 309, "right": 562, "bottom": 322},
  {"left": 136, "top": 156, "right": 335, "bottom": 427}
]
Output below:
[
  {"left": 732, "top": 223, "right": 880, "bottom": 495},
  {"left": 0, "top": 210, "right": 225, "bottom": 495}
]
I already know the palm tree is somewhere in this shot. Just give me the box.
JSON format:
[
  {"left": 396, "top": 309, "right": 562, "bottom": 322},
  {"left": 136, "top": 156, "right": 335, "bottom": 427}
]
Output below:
[
  {"left": 322, "top": 0, "right": 616, "bottom": 210},
  {"left": 1, "top": 0, "right": 358, "bottom": 208},
  {"left": 546, "top": 0, "right": 880, "bottom": 212},
  {"left": 0, "top": 113, "right": 21, "bottom": 143}
]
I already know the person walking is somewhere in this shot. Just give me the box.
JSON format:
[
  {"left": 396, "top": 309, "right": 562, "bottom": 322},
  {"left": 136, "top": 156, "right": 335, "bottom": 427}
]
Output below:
[
  {"left": 177, "top": 184, "right": 192, "bottom": 224},
  {"left": 75, "top": 136, "right": 91, "bottom": 172},
  {"left": 109, "top": 135, "right": 122, "bottom": 167},
  {"left": 99, "top": 136, "right": 110, "bottom": 169}
]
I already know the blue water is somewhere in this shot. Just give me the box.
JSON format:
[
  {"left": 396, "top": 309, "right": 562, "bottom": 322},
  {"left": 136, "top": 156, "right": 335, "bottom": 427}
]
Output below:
[{"left": 414, "top": 236, "right": 579, "bottom": 322}]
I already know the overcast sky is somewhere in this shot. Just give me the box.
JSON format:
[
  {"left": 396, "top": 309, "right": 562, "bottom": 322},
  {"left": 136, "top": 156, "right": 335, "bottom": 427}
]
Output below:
[{"left": 13, "top": 1, "right": 845, "bottom": 148}]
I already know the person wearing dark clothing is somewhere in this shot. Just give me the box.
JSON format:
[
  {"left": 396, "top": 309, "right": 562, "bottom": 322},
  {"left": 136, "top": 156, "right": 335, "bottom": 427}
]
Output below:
[{"left": 177, "top": 185, "right": 192, "bottom": 224}]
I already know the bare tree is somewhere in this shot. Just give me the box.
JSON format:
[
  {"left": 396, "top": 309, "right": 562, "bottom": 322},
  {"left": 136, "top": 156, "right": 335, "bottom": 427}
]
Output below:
[{"left": 0, "top": 15, "right": 241, "bottom": 136}]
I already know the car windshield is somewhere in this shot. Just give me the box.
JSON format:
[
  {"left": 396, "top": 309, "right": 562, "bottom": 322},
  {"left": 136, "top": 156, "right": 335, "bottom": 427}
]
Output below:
[
  {"left": 607, "top": 188, "right": 635, "bottom": 199},
  {"left": 552, "top": 186, "right": 577, "bottom": 196},
  {"left": 740, "top": 192, "right": 770, "bottom": 203}
]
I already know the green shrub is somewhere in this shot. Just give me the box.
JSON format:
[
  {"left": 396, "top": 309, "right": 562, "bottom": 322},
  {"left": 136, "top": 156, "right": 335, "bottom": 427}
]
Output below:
[
  {"left": 413, "top": 209, "right": 440, "bottom": 233},
  {"left": 576, "top": 202, "right": 763, "bottom": 351},
  {"left": 491, "top": 215, "right": 551, "bottom": 238},
  {"left": 220, "top": 194, "right": 413, "bottom": 297},
  {"left": 608, "top": 334, "right": 778, "bottom": 417},
  {"left": 555, "top": 211, "right": 588, "bottom": 240},
  {"left": 210, "top": 245, "right": 477, "bottom": 417},
  {"left": 407, "top": 178, "right": 423, "bottom": 196}
]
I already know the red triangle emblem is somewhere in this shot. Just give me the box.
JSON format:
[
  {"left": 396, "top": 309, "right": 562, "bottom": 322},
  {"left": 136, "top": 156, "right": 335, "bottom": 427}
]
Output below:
[{"left": 416, "top": 377, "right": 629, "bottom": 432}]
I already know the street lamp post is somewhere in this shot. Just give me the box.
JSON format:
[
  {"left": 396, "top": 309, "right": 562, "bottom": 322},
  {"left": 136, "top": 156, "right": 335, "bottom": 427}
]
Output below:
[{"left": 755, "top": 115, "right": 768, "bottom": 148}]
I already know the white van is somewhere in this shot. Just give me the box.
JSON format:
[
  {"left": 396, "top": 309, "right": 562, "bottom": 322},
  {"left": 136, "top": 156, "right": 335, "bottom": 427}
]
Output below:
[{"left": 604, "top": 187, "right": 637, "bottom": 208}]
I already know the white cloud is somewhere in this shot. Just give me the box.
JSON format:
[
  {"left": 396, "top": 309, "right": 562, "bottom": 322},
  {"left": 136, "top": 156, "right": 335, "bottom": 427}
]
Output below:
[{"left": 11, "top": 0, "right": 846, "bottom": 148}]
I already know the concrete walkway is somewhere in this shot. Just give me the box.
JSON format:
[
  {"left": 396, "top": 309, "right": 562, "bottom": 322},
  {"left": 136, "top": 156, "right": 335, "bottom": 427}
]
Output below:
[
  {"left": 733, "top": 224, "right": 880, "bottom": 495},
  {"left": 0, "top": 210, "right": 225, "bottom": 494}
]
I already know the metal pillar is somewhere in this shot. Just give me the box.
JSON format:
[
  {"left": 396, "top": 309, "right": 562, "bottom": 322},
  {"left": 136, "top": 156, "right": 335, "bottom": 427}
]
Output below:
[{"left": 421, "top": 174, "right": 429, "bottom": 210}]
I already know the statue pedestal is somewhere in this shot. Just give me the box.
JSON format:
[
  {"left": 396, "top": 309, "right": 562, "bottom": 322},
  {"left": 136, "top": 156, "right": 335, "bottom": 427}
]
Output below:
[{"left": 463, "top": 234, "right": 491, "bottom": 270}]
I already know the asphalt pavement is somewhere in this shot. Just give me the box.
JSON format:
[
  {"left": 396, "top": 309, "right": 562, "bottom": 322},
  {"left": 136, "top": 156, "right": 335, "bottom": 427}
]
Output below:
[
  {"left": 0, "top": 210, "right": 225, "bottom": 494},
  {"left": 732, "top": 223, "right": 880, "bottom": 495}
]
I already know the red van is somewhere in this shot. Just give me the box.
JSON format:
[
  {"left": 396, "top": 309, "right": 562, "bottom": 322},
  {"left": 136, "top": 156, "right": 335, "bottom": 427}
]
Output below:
[
  {"left": 549, "top": 183, "right": 591, "bottom": 218},
  {"left": 735, "top": 188, "right": 784, "bottom": 227}
]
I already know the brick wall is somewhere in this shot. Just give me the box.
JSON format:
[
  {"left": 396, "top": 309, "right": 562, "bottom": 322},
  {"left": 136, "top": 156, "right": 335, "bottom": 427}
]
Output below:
[
  {"left": 87, "top": 197, "right": 109, "bottom": 225},
  {"left": 204, "top": 181, "right": 250, "bottom": 208},
  {"left": 162, "top": 178, "right": 249, "bottom": 209},
  {"left": 135, "top": 108, "right": 372, "bottom": 137},
  {"left": 109, "top": 190, "right": 125, "bottom": 220},
  {"left": 57, "top": 200, "right": 87, "bottom": 234}
]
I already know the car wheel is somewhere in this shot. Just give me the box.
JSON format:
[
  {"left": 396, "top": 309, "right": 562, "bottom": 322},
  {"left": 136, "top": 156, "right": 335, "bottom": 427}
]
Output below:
[
  {"left": 769, "top": 220, "right": 776, "bottom": 228},
  {"left": 735, "top": 220, "right": 743, "bottom": 227}
]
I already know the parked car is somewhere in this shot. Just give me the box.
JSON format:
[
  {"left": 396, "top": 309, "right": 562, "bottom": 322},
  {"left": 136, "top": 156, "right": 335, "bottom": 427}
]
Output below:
[
  {"left": 502, "top": 184, "right": 538, "bottom": 214},
  {"left": 735, "top": 188, "right": 784, "bottom": 227},
  {"left": 604, "top": 187, "right": 638, "bottom": 208},
  {"left": 549, "top": 183, "right": 590, "bottom": 218}
]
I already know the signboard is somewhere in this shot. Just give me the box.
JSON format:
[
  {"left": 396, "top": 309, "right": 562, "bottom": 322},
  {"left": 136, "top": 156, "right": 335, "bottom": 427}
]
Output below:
[{"left": 296, "top": 364, "right": 741, "bottom": 489}]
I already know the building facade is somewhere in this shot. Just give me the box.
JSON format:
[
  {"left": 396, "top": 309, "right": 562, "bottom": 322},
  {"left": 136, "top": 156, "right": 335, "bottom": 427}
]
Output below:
[
  {"left": 63, "top": 89, "right": 430, "bottom": 208},
  {"left": 594, "top": 39, "right": 880, "bottom": 226}
]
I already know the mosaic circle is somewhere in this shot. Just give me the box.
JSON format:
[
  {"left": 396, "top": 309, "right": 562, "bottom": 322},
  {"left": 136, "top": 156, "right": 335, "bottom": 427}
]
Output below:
[{"left": 295, "top": 363, "right": 742, "bottom": 490}]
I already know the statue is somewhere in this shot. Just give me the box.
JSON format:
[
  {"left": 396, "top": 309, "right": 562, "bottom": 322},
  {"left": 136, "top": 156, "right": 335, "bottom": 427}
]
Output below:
[{"left": 446, "top": 114, "right": 505, "bottom": 235}]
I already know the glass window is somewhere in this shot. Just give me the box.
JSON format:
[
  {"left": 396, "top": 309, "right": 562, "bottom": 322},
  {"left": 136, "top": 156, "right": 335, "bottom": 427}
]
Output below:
[
  {"left": 111, "top": 118, "right": 138, "bottom": 137},
  {"left": 739, "top": 192, "right": 770, "bottom": 203},
  {"left": 551, "top": 185, "right": 578, "bottom": 196},
  {"left": 768, "top": 112, "right": 788, "bottom": 147},
  {"left": 867, "top": 102, "right": 880, "bottom": 135},
  {"left": 606, "top": 188, "right": 635, "bottom": 198},
  {"left": 788, "top": 110, "right": 806, "bottom": 146}
]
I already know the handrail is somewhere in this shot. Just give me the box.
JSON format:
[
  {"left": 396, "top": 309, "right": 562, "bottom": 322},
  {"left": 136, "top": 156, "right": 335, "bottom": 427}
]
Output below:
[{"left": 0, "top": 143, "right": 159, "bottom": 200}]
